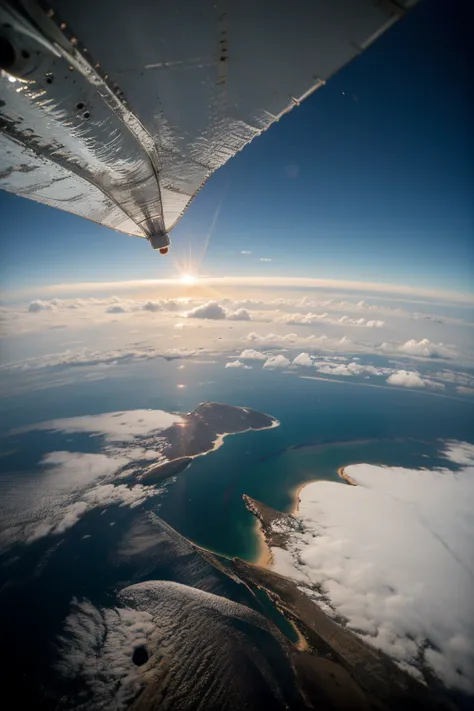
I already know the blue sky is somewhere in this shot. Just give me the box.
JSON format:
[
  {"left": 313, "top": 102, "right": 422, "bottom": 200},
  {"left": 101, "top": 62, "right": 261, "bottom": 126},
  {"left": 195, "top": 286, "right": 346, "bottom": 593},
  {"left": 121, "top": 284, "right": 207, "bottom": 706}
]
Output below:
[{"left": 0, "top": 0, "right": 472, "bottom": 295}]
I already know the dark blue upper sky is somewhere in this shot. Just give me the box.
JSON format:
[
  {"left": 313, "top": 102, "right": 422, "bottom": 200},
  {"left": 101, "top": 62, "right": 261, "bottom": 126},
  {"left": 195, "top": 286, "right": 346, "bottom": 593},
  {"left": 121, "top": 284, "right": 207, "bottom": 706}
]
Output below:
[{"left": 1, "top": 0, "right": 472, "bottom": 295}]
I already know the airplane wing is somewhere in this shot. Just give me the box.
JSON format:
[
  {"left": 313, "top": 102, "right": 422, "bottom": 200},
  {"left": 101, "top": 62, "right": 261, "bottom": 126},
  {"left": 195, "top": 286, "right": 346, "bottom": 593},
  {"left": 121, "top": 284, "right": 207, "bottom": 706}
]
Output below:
[{"left": 0, "top": 0, "right": 416, "bottom": 250}]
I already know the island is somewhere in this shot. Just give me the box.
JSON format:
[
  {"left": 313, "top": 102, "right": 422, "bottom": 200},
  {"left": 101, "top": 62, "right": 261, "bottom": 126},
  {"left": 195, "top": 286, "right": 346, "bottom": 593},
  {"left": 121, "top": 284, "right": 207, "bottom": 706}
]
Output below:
[{"left": 137, "top": 402, "right": 279, "bottom": 483}]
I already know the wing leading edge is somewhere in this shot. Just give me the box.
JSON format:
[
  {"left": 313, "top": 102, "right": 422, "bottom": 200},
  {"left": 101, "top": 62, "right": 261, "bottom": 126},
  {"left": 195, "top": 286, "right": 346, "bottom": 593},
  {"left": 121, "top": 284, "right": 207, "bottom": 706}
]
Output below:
[{"left": 0, "top": 0, "right": 416, "bottom": 249}]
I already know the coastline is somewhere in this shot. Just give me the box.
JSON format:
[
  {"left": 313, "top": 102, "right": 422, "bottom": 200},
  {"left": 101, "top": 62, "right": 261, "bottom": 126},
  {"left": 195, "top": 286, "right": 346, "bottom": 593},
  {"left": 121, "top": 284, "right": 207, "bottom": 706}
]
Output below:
[
  {"left": 211, "top": 415, "right": 280, "bottom": 456},
  {"left": 337, "top": 465, "right": 358, "bottom": 486},
  {"left": 252, "top": 515, "right": 273, "bottom": 567},
  {"left": 141, "top": 408, "right": 280, "bottom": 477},
  {"left": 289, "top": 466, "right": 356, "bottom": 515},
  {"left": 291, "top": 481, "right": 309, "bottom": 515}
]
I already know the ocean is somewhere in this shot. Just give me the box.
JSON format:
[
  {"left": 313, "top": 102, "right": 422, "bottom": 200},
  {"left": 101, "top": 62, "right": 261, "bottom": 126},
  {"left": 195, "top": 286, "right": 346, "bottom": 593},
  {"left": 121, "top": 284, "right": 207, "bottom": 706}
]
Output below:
[{"left": 0, "top": 357, "right": 473, "bottom": 706}]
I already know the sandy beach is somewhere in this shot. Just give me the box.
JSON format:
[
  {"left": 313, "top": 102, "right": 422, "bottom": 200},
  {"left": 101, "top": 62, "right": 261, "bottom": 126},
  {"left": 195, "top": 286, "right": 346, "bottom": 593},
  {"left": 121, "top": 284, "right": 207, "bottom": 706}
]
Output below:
[
  {"left": 290, "top": 481, "right": 310, "bottom": 515},
  {"left": 253, "top": 515, "right": 273, "bottom": 567},
  {"left": 337, "top": 466, "right": 358, "bottom": 486}
]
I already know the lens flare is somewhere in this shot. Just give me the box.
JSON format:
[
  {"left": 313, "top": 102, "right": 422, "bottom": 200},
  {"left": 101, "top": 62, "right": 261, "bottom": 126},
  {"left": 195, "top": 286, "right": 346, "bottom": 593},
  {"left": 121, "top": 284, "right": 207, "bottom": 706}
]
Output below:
[{"left": 180, "top": 273, "right": 197, "bottom": 285}]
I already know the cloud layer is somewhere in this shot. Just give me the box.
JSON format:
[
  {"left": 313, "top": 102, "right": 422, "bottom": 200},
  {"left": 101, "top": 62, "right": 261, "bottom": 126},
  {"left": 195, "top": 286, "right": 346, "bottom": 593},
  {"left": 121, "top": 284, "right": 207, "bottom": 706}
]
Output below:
[
  {"left": 386, "top": 370, "right": 426, "bottom": 388},
  {"left": 1, "top": 409, "right": 187, "bottom": 547},
  {"left": 269, "top": 441, "right": 474, "bottom": 692},
  {"left": 185, "top": 301, "right": 251, "bottom": 321}
]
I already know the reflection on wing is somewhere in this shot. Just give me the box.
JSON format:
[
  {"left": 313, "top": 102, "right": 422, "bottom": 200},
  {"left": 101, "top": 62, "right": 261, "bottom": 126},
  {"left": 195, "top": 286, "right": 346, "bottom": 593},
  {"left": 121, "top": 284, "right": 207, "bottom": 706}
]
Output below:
[{"left": 0, "top": 0, "right": 417, "bottom": 248}]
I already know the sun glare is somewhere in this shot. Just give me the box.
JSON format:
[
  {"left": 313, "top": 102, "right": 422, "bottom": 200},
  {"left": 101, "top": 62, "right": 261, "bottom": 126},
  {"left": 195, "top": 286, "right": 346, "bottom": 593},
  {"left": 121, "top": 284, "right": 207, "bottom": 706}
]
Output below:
[{"left": 180, "top": 273, "right": 197, "bottom": 285}]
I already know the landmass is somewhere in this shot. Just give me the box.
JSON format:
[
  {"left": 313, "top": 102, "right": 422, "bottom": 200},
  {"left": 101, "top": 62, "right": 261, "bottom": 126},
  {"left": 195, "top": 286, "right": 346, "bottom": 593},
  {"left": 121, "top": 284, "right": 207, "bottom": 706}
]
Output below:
[
  {"left": 241, "top": 454, "right": 473, "bottom": 708},
  {"left": 91, "top": 507, "right": 456, "bottom": 709},
  {"left": 54, "top": 494, "right": 456, "bottom": 710},
  {"left": 337, "top": 465, "right": 358, "bottom": 486},
  {"left": 137, "top": 402, "right": 278, "bottom": 482},
  {"left": 228, "top": 557, "right": 455, "bottom": 710},
  {"left": 243, "top": 493, "right": 300, "bottom": 565},
  {"left": 140, "top": 457, "right": 193, "bottom": 484}
]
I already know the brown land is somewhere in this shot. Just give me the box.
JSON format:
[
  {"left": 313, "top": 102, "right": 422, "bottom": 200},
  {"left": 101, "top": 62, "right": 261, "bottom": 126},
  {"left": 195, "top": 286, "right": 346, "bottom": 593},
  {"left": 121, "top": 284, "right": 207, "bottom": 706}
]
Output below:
[
  {"left": 137, "top": 402, "right": 278, "bottom": 483},
  {"left": 337, "top": 466, "right": 358, "bottom": 486}
]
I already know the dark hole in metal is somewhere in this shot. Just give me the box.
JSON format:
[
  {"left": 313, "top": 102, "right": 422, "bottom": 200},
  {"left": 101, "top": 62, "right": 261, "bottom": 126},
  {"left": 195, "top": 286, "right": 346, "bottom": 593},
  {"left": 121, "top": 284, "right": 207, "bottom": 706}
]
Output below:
[
  {"left": 46, "top": 75, "right": 54, "bottom": 84},
  {"left": 21, "top": 49, "right": 30, "bottom": 59},
  {"left": 83, "top": 111, "right": 90, "bottom": 119},
  {"left": 132, "top": 646, "right": 149, "bottom": 666},
  {"left": 76, "top": 101, "right": 85, "bottom": 110}
]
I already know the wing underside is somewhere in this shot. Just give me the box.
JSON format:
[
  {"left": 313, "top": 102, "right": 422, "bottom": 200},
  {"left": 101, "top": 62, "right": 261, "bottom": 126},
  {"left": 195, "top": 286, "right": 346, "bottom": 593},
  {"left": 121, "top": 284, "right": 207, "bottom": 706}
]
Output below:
[{"left": 0, "top": 0, "right": 416, "bottom": 246}]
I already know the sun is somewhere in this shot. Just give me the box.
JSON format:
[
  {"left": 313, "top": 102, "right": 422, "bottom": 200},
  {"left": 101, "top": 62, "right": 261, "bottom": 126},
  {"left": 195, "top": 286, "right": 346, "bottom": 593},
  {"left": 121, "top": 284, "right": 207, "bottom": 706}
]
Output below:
[{"left": 180, "top": 273, "right": 197, "bottom": 285}]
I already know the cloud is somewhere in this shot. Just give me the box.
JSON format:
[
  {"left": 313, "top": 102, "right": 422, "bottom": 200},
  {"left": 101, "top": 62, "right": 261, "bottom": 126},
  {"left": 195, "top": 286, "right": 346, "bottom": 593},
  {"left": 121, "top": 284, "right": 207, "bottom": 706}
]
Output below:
[
  {"left": 106, "top": 305, "right": 127, "bottom": 313},
  {"left": 40, "top": 451, "right": 130, "bottom": 485},
  {"left": 263, "top": 355, "right": 291, "bottom": 369},
  {"left": 6, "top": 346, "right": 165, "bottom": 371},
  {"left": 81, "top": 482, "right": 157, "bottom": 510},
  {"left": 269, "top": 441, "right": 474, "bottom": 692},
  {"left": 386, "top": 370, "right": 426, "bottom": 388},
  {"left": 225, "top": 360, "right": 251, "bottom": 369},
  {"left": 259, "top": 258, "right": 273, "bottom": 262},
  {"left": 17, "top": 276, "right": 474, "bottom": 305},
  {"left": 240, "top": 250, "right": 252, "bottom": 255},
  {"left": 226, "top": 308, "right": 251, "bottom": 321},
  {"left": 238, "top": 349, "right": 267, "bottom": 361},
  {"left": 23, "top": 296, "right": 190, "bottom": 319},
  {"left": 315, "top": 361, "right": 364, "bottom": 376},
  {"left": 3, "top": 409, "right": 183, "bottom": 547},
  {"left": 185, "top": 301, "right": 227, "bottom": 320},
  {"left": 57, "top": 598, "right": 156, "bottom": 708},
  {"left": 27, "top": 482, "right": 160, "bottom": 543},
  {"left": 283, "top": 312, "right": 385, "bottom": 328},
  {"left": 245, "top": 331, "right": 353, "bottom": 352},
  {"left": 284, "top": 312, "right": 328, "bottom": 325},
  {"left": 292, "top": 353, "right": 313, "bottom": 367},
  {"left": 163, "top": 347, "right": 198, "bottom": 360},
  {"left": 28, "top": 300, "right": 53, "bottom": 313},
  {"left": 246, "top": 332, "right": 315, "bottom": 347},
  {"left": 141, "top": 300, "right": 162, "bottom": 312},
  {"left": 392, "top": 338, "right": 458, "bottom": 360},
  {"left": 433, "top": 370, "right": 474, "bottom": 388},
  {"left": 457, "top": 386, "right": 474, "bottom": 396},
  {"left": 53, "top": 501, "right": 89, "bottom": 535},
  {"left": 9, "top": 448, "right": 156, "bottom": 544},
  {"left": 14, "top": 409, "right": 182, "bottom": 442}
]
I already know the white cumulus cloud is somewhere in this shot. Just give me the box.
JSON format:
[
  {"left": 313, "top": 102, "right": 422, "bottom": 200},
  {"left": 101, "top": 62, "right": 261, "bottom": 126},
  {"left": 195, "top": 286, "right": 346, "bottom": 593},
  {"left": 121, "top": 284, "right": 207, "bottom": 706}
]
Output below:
[
  {"left": 225, "top": 360, "right": 251, "bottom": 369},
  {"left": 391, "top": 338, "right": 458, "bottom": 360},
  {"left": 292, "top": 353, "right": 313, "bottom": 367},
  {"left": 185, "top": 301, "right": 227, "bottom": 320},
  {"left": 386, "top": 370, "right": 426, "bottom": 388},
  {"left": 106, "top": 305, "right": 127, "bottom": 313},
  {"left": 238, "top": 349, "right": 267, "bottom": 361},
  {"left": 141, "top": 300, "right": 163, "bottom": 312},
  {"left": 28, "top": 300, "right": 53, "bottom": 313},
  {"left": 227, "top": 308, "right": 251, "bottom": 321},
  {"left": 263, "top": 355, "right": 291, "bottom": 369}
]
